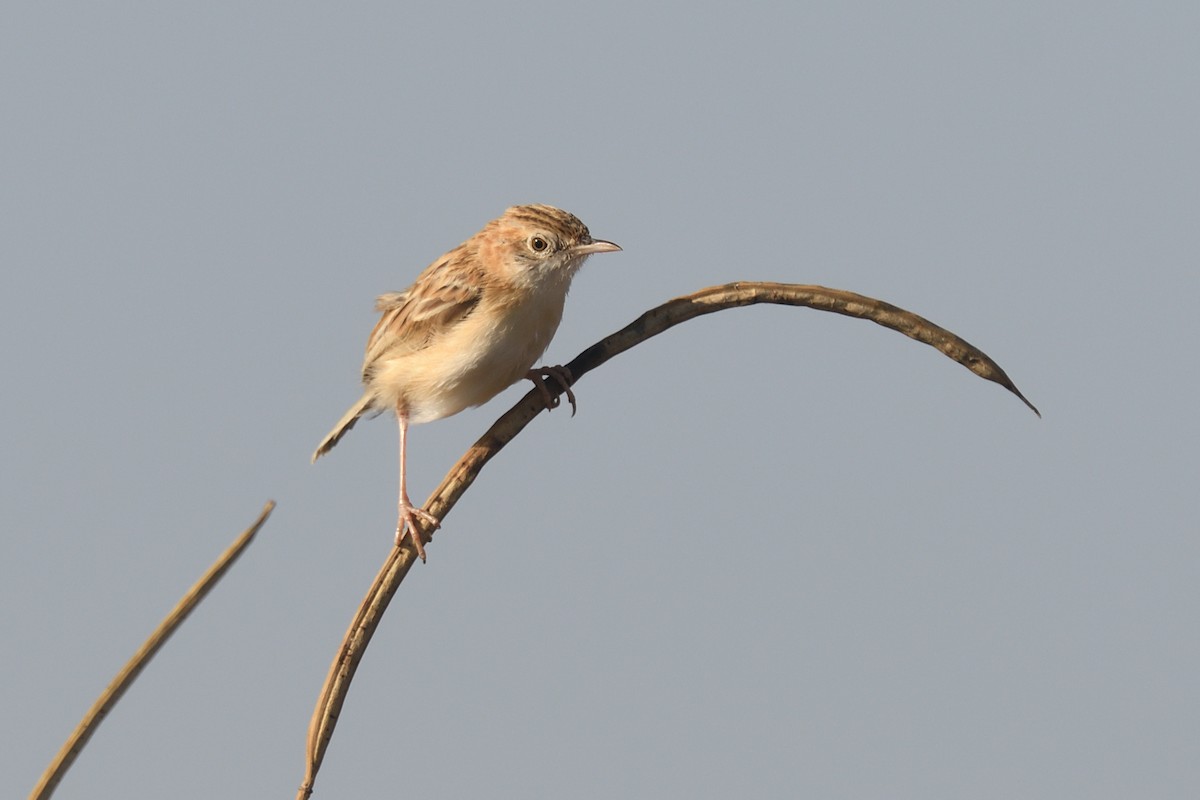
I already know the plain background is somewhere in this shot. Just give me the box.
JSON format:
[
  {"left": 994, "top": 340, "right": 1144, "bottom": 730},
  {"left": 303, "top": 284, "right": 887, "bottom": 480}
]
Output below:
[{"left": 4, "top": 3, "right": 1197, "bottom": 798}]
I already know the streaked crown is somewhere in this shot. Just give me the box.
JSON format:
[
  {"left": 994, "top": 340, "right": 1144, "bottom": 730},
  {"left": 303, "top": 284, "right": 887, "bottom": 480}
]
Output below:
[{"left": 501, "top": 204, "right": 593, "bottom": 243}]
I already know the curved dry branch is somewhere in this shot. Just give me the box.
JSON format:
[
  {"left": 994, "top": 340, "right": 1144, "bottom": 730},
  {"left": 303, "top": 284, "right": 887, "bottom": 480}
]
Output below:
[
  {"left": 571, "top": 282, "right": 1039, "bottom": 416},
  {"left": 298, "top": 281, "right": 1038, "bottom": 797},
  {"left": 30, "top": 501, "right": 276, "bottom": 800}
]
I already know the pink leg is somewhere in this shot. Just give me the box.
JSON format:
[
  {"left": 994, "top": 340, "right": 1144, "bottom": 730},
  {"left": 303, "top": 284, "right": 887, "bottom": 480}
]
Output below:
[{"left": 395, "top": 407, "right": 439, "bottom": 561}]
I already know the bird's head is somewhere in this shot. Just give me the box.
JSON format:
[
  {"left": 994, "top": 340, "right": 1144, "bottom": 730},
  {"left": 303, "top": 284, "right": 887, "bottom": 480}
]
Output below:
[{"left": 479, "top": 204, "right": 621, "bottom": 290}]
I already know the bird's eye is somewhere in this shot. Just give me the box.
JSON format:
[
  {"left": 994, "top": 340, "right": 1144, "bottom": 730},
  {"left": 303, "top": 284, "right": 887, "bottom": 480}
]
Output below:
[{"left": 529, "top": 235, "right": 550, "bottom": 253}]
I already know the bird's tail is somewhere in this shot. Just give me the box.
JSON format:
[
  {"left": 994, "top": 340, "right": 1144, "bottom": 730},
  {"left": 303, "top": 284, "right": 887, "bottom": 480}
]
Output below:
[{"left": 312, "top": 395, "right": 374, "bottom": 463}]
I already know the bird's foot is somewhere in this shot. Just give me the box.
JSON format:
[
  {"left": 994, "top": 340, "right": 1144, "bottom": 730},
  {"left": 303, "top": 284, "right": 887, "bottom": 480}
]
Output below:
[
  {"left": 395, "top": 502, "right": 440, "bottom": 562},
  {"left": 526, "top": 365, "right": 577, "bottom": 416}
]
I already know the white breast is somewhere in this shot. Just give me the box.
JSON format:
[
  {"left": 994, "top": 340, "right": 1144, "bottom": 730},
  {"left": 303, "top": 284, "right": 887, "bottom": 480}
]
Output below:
[{"left": 366, "top": 273, "right": 574, "bottom": 424}]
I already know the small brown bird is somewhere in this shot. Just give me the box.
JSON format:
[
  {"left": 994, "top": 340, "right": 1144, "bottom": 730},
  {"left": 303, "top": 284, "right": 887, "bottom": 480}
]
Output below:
[{"left": 313, "top": 204, "right": 621, "bottom": 560}]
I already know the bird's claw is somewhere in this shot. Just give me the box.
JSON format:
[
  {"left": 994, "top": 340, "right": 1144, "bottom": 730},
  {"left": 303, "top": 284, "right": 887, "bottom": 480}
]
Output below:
[
  {"left": 396, "top": 503, "right": 440, "bottom": 562},
  {"left": 526, "top": 365, "right": 577, "bottom": 416}
]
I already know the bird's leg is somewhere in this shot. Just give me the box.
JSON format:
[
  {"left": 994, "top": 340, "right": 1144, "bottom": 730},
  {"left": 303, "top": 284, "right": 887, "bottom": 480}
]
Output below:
[
  {"left": 395, "top": 407, "right": 439, "bottom": 562},
  {"left": 526, "top": 365, "right": 577, "bottom": 416}
]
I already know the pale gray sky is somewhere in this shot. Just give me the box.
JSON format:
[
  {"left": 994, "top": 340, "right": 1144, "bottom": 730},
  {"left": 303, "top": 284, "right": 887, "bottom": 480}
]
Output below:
[{"left": 4, "top": 3, "right": 1197, "bottom": 798}]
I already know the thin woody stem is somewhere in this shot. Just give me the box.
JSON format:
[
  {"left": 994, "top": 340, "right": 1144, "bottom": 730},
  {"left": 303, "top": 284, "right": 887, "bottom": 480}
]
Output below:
[
  {"left": 31, "top": 503, "right": 276, "bottom": 800},
  {"left": 297, "top": 280, "right": 1038, "bottom": 798}
]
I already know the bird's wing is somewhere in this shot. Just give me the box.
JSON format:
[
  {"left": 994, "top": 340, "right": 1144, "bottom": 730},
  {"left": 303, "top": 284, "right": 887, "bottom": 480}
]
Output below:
[{"left": 362, "top": 255, "right": 484, "bottom": 374}]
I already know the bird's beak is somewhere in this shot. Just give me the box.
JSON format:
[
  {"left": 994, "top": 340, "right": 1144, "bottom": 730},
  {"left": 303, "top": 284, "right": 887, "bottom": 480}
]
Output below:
[{"left": 573, "top": 239, "right": 622, "bottom": 256}]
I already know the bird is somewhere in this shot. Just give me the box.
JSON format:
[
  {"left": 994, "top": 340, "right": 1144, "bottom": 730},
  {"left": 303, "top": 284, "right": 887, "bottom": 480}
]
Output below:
[{"left": 313, "top": 204, "right": 621, "bottom": 561}]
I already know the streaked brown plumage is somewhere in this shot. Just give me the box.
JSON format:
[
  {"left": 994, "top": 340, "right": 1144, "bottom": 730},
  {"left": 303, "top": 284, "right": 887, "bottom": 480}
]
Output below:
[{"left": 313, "top": 204, "right": 620, "bottom": 560}]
